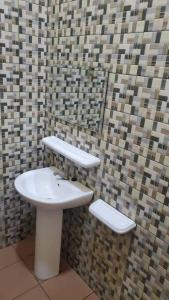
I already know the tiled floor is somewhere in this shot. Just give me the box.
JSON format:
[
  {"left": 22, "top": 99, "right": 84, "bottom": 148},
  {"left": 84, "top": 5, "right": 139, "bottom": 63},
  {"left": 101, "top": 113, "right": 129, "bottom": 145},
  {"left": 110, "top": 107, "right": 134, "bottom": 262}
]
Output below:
[{"left": 0, "top": 236, "right": 99, "bottom": 300}]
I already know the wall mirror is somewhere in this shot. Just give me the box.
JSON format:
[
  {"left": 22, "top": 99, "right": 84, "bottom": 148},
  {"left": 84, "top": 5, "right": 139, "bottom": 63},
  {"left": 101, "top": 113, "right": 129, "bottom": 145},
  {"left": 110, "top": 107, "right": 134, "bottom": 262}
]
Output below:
[{"left": 52, "top": 65, "right": 108, "bottom": 133}]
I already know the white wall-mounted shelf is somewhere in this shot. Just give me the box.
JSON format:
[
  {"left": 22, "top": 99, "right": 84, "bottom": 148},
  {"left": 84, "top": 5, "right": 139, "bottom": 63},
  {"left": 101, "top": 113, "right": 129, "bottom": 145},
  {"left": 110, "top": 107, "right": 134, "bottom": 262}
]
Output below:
[
  {"left": 42, "top": 136, "right": 100, "bottom": 168},
  {"left": 89, "top": 199, "right": 136, "bottom": 234}
]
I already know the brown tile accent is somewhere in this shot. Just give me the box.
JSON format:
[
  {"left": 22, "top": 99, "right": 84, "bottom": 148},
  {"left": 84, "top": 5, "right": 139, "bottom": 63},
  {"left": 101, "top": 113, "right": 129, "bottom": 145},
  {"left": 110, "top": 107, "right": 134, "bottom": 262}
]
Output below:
[
  {"left": 85, "top": 293, "right": 100, "bottom": 300},
  {"left": 42, "top": 268, "right": 92, "bottom": 300},
  {"left": 0, "top": 261, "right": 38, "bottom": 300},
  {"left": 60, "top": 258, "right": 71, "bottom": 273},
  {"left": 0, "top": 246, "right": 20, "bottom": 270},
  {"left": 22, "top": 255, "right": 34, "bottom": 273},
  {"left": 13, "top": 235, "right": 35, "bottom": 260},
  {"left": 21, "top": 255, "right": 71, "bottom": 278},
  {"left": 14, "top": 286, "right": 49, "bottom": 300}
]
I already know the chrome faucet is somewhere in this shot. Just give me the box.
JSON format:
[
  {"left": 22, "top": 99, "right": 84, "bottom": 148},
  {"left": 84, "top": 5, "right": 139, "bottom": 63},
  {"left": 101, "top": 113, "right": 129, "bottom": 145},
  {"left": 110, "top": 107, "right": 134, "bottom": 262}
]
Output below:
[
  {"left": 53, "top": 166, "right": 77, "bottom": 181},
  {"left": 53, "top": 167, "right": 69, "bottom": 180}
]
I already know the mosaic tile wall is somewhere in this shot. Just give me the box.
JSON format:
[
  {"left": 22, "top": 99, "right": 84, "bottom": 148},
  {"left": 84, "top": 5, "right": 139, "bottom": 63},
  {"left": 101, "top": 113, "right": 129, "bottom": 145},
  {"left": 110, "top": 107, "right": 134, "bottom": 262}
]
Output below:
[
  {"left": 50, "top": 64, "right": 107, "bottom": 131},
  {"left": 46, "top": 0, "right": 169, "bottom": 299},
  {"left": 0, "top": 0, "right": 47, "bottom": 246},
  {"left": 0, "top": 0, "right": 169, "bottom": 299}
]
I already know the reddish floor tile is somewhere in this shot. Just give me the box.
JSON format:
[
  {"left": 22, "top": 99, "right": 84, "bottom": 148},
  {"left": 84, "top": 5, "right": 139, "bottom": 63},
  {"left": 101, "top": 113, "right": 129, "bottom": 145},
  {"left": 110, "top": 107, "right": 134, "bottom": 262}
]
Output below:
[
  {"left": 60, "top": 258, "right": 71, "bottom": 273},
  {"left": 14, "top": 286, "right": 49, "bottom": 300},
  {"left": 0, "top": 261, "right": 38, "bottom": 300},
  {"left": 42, "top": 268, "right": 92, "bottom": 300},
  {"left": 0, "top": 246, "right": 20, "bottom": 270},
  {"left": 22, "top": 255, "right": 71, "bottom": 278},
  {"left": 22, "top": 255, "right": 73, "bottom": 289},
  {"left": 0, "top": 240, "right": 96, "bottom": 300},
  {"left": 21, "top": 255, "right": 47, "bottom": 284},
  {"left": 22, "top": 255, "right": 34, "bottom": 273},
  {"left": 13, "top": 235, "right": 35, "bottom": 260},
  {"left": 85, "top": 292, "right": 100, "bottom": 300}
]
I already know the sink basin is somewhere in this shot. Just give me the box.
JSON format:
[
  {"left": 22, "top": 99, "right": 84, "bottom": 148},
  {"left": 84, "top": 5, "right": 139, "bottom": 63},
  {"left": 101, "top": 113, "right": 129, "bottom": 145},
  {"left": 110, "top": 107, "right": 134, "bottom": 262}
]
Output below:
[
  {"left": 14, "top": 167, "right": 93, "bottom": 280},
  {"left": 15, "top": 167, "right": 93, "bottom": 209}
]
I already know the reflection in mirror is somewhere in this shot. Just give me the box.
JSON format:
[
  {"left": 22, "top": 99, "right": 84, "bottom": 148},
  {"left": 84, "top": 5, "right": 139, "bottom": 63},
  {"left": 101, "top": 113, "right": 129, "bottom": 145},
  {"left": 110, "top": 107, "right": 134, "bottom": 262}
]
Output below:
[{"left": 52, "top": 65, "right": 108, "bottom": 132}]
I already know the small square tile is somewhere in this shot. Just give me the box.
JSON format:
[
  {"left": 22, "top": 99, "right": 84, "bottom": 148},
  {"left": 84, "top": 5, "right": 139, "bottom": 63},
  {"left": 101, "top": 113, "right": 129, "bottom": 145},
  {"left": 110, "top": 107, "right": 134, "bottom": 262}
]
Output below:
[
  {"left": 42, "top": 268, "right": 92, "bottom": 300},
  {"left": 0, "top": 261, "right": 38, "bottom": 300},
  {"left": 15, "top": 286, "right": 49, "bottom": 300}
]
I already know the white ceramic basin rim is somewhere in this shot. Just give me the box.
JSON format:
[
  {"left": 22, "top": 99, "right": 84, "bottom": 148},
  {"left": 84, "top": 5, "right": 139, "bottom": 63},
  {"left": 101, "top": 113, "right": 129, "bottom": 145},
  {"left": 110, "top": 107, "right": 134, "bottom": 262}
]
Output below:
[{"left": 14, "top": 167, "right": 93, "bottom": 209}]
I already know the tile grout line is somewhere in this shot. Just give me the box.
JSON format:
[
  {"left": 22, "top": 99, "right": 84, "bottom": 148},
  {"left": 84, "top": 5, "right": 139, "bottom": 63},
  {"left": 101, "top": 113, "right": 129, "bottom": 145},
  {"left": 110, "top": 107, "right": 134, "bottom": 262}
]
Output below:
[
  {"left": 0, "top": 260, "right": 21, "bottom": 273},
  {"left": 18, "top": 255, "right": 46, "bottom": 286},
  {"left": 40, "top": 283, "right": 52, "bottom": 300},
  {"left": 82, "top": 291, "right": 96, "bottom": 300},
  {"left": 11, "top": 284, "right": 40, "bottom": 300},
  {"left": 2, "top": 242, "right": 96, "bottom": 300},
  {"left": 38, "top": 265, "right": 94, "bottom": 300},
  {"left": 5, "top": 245, "right": 49, "bottom": 300}
]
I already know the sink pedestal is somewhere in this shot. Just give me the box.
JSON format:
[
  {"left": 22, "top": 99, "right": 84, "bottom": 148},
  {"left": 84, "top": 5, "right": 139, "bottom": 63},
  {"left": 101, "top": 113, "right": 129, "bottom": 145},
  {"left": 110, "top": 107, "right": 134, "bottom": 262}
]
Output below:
[
  {"left": 15, "top": 167, "right": 93, "bottom": 280},
  {"left": 34, "top": 208, "right": 63, "bottom": 280}
]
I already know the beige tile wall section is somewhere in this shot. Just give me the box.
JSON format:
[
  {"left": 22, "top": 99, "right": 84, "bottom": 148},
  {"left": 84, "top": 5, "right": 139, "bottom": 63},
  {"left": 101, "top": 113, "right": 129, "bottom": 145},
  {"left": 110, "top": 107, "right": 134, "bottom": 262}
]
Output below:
[{"left": 0, "top": 0, "right": 47, "bottom": 245}]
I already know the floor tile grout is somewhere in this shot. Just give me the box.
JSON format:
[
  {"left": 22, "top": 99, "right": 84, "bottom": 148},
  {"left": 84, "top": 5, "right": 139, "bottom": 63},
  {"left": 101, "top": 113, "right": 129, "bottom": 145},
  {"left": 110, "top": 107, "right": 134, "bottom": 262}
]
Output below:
[
  {"left": 0, "top": 245, "right": 23, "bottom": 272},
  {"left": 0, "top": 260, "right": 22, "bottom": 273},
  {"left": 0, "top": 246, "right": 41, "bottom": 298},
  {"left": 11, "top": 284, "right": 40, "bottom": 300},
  {"left": 40, "top": 283, "right": 52, "bottom": 300},
  {"left": 22, "top": 257, "right": 46, "bottom": 285},
  {"left": 82, "top": 291, "right": 95, "bottom": 300},
  {"left": 0, "top": 241, "right": 97, "bottom": 300}
]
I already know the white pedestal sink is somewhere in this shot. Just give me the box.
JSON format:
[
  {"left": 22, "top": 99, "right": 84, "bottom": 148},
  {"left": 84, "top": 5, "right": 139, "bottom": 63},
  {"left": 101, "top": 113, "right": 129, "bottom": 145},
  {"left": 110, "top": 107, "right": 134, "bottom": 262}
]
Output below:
[{"left": 14, "top": 167, "right": 93, "bottom": 280}]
